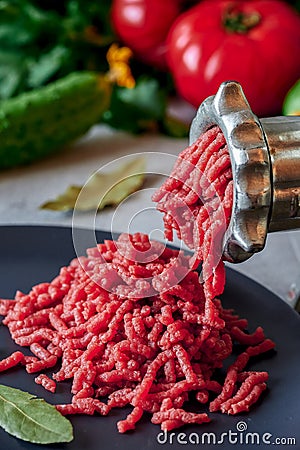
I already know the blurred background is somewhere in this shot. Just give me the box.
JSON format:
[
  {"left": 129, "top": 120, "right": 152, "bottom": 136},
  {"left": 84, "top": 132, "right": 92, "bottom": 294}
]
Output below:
[{"left": 1, "top": 0, "right": 300, "bottom": 142}]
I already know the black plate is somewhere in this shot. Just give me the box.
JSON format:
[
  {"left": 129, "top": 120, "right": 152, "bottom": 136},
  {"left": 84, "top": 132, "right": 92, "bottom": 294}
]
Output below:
[{"left": 0, "top": 225, "right": 299, "bottom": 450}]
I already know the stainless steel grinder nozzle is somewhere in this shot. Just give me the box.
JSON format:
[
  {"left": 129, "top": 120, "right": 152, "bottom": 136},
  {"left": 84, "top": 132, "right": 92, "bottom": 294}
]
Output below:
[{"left": 189, "top": 81, "right": 300, "bottom": 263}]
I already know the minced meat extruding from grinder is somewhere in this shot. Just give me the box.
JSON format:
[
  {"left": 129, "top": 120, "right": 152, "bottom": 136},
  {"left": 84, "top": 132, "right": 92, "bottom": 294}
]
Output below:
[{"left": 152, "top": 125, "right": 233, "bottom": 310}]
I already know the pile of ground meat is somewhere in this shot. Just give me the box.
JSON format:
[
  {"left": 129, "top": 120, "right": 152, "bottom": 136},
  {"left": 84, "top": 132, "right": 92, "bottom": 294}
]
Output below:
[{"left": 0, "top": 127, "right": 274, "bottom": 433}]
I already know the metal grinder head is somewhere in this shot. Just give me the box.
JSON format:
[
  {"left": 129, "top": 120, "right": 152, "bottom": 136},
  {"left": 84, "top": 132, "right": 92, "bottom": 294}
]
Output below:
[{"left": 189, "top": 81, "right": 300, "bottom": 263}]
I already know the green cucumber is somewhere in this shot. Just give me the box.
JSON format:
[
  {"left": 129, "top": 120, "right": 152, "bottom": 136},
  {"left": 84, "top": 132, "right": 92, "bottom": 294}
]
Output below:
[{"left": 0, "top": 72, "right": 111, "bottom": 169}]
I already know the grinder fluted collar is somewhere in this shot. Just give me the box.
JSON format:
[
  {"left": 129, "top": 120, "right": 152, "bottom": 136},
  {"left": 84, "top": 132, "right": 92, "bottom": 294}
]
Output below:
[{"left": 189, "top": 81, "right": 300, "bottom": 263}]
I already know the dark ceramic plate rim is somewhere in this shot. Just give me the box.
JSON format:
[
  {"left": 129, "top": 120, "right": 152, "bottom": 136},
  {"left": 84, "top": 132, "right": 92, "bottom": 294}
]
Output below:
[{"left": 0, "top": 225, "right": 299, "bottom": 450}]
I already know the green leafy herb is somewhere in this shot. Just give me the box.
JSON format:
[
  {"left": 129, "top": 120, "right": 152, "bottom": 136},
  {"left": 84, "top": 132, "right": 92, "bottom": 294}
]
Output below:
[
  {"left": 41, "top": 157, "right": 146, "bottom": 211},
  {"left": 0, "top": 0, "right": 113, "bottom": 100},
  {"left": 0, "top": 50, "right": 30, "bottom": 99},
  {"left": 0, "top": 384, "right": 73, "bottom": 444},
  {"left": 103, "top": 76, "right": 167, "bottom": 133},
  {"left": 28, "top": 45, "right": 71, "bottom": 88}
]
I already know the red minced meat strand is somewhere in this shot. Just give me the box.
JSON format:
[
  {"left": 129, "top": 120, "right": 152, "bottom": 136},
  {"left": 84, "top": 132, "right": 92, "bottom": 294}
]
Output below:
[
  {"left": 0, "top": 127, "right": 275, "bottom": 432},
  {"left": 0, "top": 351, "right": 25, "bottom": 371},
  {"left": 35, "top": 374, "right": 56, "bottom": 393}
]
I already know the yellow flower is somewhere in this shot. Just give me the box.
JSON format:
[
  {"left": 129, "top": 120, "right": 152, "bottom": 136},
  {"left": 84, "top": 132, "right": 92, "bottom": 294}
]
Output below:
[{"left": 106, "top": 43, "right": 135, "bottom": 89}]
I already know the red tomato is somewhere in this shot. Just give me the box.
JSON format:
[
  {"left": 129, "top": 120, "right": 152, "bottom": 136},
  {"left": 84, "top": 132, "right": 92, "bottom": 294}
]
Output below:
[
  {"left": 166, "top": 0, "right": 300, "bottom": 116},
  {"left": 111, "top": 0, "right": 181, "bottom": 69}
]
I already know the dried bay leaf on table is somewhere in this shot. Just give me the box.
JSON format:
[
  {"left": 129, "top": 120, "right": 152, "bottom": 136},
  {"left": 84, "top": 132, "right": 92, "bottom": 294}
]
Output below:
[
  {"left": 41, "top": 157, "right": 146, "bottom": 212},
  {"left": 0, "top": 384, "right": 73, "bottom": 444},
  {"left": 75, "top": 157, "right": 146, "bottom": 211}
]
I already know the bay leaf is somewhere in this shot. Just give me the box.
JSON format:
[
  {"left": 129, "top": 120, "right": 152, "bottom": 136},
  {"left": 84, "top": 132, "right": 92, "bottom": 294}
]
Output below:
[
  {"left": 41, "top": 157, "right": 146, "bottom": 212},
  {"left": 0, "top": 384, "right": 73, "bottom": 444}
]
